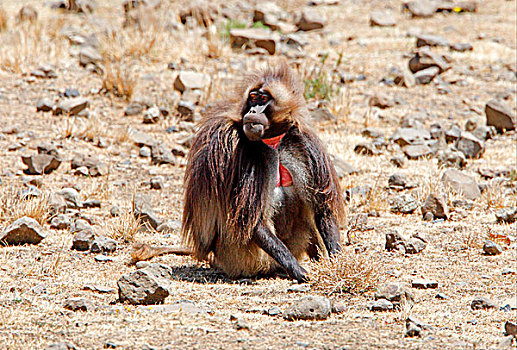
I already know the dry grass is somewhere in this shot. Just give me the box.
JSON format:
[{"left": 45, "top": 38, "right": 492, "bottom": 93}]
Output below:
[
  {"left": 0, "top": 6, "right": 7, "bottom": 31},
  {"left": 106, "top": 205, "right": 142, "bottom": 243},
  {"left": 100, "top": 63, "right": 137, "bottom": 101},
  {"left": 308, "top": 248, "right": 385, "bottom": 295},
  {"left": 0, "top": 184, "right": 51, "bottom": 226}
]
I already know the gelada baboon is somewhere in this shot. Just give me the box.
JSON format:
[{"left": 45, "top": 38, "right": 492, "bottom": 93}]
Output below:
[{"left": 182, "top": 62, "right": 344, "bottom": 282}]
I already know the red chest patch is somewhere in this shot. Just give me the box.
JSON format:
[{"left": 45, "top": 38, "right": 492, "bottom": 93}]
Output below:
[{"left": 262, "top": 134, "right": 293, "bottom": 187}]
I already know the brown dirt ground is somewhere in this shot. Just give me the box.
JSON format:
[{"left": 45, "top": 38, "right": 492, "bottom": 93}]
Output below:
[{"left": 0, "top": 0, "right": 516, "bottom": 349}]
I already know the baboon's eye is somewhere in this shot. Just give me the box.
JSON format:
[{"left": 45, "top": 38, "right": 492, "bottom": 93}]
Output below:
[
  {"left": 260, "top": 94, "right": 269, "bottom": 103},
  {"left": 249, "top": 91, "right": 259, "bottom": 103}
]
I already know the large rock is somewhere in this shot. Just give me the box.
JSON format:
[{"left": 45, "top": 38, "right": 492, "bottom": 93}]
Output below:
[
  {"left": 0, "top": 217, "right": 46, "bottom": 245},
  {"left": 296, "top": 9, "right": 326, "bottom": 31},
  {"left": 390, "top": 194, "right": 419, "bottom": 214},
  {"left": 441, "top": 169, "right": 480, "bottom": 200},
  {"left": 471, "top": 296, "right": 497, "bottom": 310},
  {"left": 415, "top": 34, "right": 449, "bottom": 47},
  {"left": 53, "top": 98, "right": 89, "bottom": 116},
  {"left": 495, "top": 207, "right": 517, "bottom": 224},
  {"left": 117, "top": 263, "right": 173, "bottom": 305},
  {"left": 392, "top": 127, "right": 430, "bottom": 146},
  {"left": 370, "top": 10, "right": 396, "bottom": 27},
  {"left": 421, "top": 194, "right": 449, "bottom": 219},
  {"left": 409, "top": 47, "right": 449, "bottom": 73},
  {"left": 22, "top": 154, "right": 61, "bottom": 175},
  {"left": 374, "top": 283, "right": 413, "bottom": 308},
  {"left": 485, "top": 99, "right": 516, "bottom": 132},
  {"left": 403, "top": 143, "right": 434, "bottom": 159},
  {"left": 71, "top": 154, "right": 108, "bottom": 177},
  {"left": 173, "top": 71, "right": 210, "bottom": 93},
  {"left": 71, "top": 230, "right": 96, "bottom": 251},
  {"left": 283, "top": 296, "right": 332, "bottom": 321},
  {"left": 414, "top": 66, "right": 440, "bottom": 84},
  {"left": 455, "top": 132, "right": 485, "bottom": 159},
  {"left": 403, "top": 0, "right": 437, "bottom": 18},
  {"left": 79, "top": 46, "right": 102, "bottom": 66},
  {"left": 229, "top": 28, "right": 279, "bottom": 55},
  {"left": 151, "top": 144, "right": 175, "bottom": 165},
  {"left": 134, "top": 196, "right": 161, "bottom": 229}
]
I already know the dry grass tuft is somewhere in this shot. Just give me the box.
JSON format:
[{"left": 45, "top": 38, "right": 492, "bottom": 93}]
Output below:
[
  {"left": 106, "top": 206, "right": 142, "bottom": 243},
  {"left": 101, "top": 64, "right": 136, "bottom": 101},
  {"left": 0, "top": 185, "right": 51, "bottom": 226},
  {"left": 308, "top": 247, "right": 385, "bottom": 295},
  {"left": 0, "top": 6, "right": 7, "bottom": 31}
]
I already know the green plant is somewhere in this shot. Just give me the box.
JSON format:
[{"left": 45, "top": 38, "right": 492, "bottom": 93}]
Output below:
[{"left": 219, "top": 19, "right": 247, "bottom": 40}]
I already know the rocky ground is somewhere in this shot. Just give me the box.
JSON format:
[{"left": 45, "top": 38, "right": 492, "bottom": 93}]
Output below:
[{"left": 0, "top": 0, "right": 516, "bottom": 349}]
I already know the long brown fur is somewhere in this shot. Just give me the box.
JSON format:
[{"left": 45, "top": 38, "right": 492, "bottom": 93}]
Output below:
[{"left": 182, "top": 62, "right": 344, "bottom": 278}]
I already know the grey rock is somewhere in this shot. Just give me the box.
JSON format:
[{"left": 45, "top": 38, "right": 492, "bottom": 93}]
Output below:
[
  {"left": 0, "top": 217, "right": 46, "bottom": 245},
  {"left": 150, "top": 177, "right": 164, "bottom": 190},
  {"left": 505, "top": 321, "right": 517, "bottom": 337},
  {"left": 414, "top": 66, "right": 440, "bottom": 84},
  {"left": 50, "top": 214, "right": 72, "bottom": 230},
  {"left": 412, "top": 279, "right": 438, "bottom": 289},
  {"left": 403, "top": 0, "right": 437, "bottom": 18},
  {"left": 71, "top": 230, "right": 95, "bottom": 251},
  {"left": 435, "top": 292, "right": 448, "bottom": 299},
  {"left": 56, "top": 188, "right": 81, "bottom": 209},
  {"left": 143, "top": 107, "right": 160, "bottom": 124},
  {"left": 296, "top": 9, "right": 326, "bottom": 31},
  {"left": 79, "top": 46, "right": 102, "bottom": 66},
  {"left": 392, "top": 127, "right": 430, "bottom": 146},
  {"left": 369, "top": 92, "right": 393, "bottom": 109},
  {"left": 268, "top": 306, "right": 282, "bottom": 316},
  {"left": 441, "top": 169, "right": 480, "bottom": 200},
  {"left": 36, "top": 98, "right": 54, "bottom": 112},
  {"left": 450, "top": 43, "right": 473, "bottom": 52},
  {"left": 110, "top": 206, "right": 121, "bottom": 217},
  {"left": 287, "top": 284, "right": 311, "bottom": 293},
  {"left": 71, "top": 154, "right": 108, "bottom": 177},
  {"left": 83, "top": 199, "right": 101, "bottom": 208},
  {"left": 445, "top": 125, "right": 462, "bottom": 143},
  {"left": 44, "top": 342, "right": 77, "bottom": 350},
  {"left": 483, "top": 240, "right": 503, "bottom": 256},
  {"left": 437, "top": 148, "right": 466, "bottom": 168},
  {"left": 416, "top": 34, "right": 449, "bottom": 47},
  {"left": 405, "top": 324, "right": 421, "bottom": 337},
  {"left": 388, "top": 173, "right": 409, "bottom": 188},
  {"left": 156, "top": 219, "right": 181, "bottom": 233},
  {"left": 390, "top": 194, "right": 419, "bottom": 214},
  {"left": 90, "top": 235, "right": 117, "bottom": 253},
  {"left": 485, "top": 99, "right": 516, "bottom": 132},
  {"left": 354, "top": 143, "right": 379, "bottom": 156},
  {"left": 456, "top": 132, "right": 485, "bottom": 159},
  {"left": 63, "top": 297, "right": 94, "bottom": 311},
  {"left": 496, "top": 207, "right": 517, "bottom": 224},
  {"left": 83, "top": 284, "right": 115, "bottom": 293},
  {"left": 151, "top": 144, "right": 175, "bottom": 165},
  {"left": 471, "top": 296, "right": 497, "bottom": 310},
  {"left": 368, "top": 299, "right": 394, "bottom": 311},
  {"left": 134, "top": 197, "right": 161, "bottom": 229},
  {"left": 94, "top": 254, "right": 113, "bottom": 262},
  {"left": 409, "top": 47, "right": 449, "bottom": 73},
  {"left": 173, "top": 71, "right": 210, "bottom": 92},
  {"left": 22, "top": 154, "right": 61, "bottom": 175},
  {"left": 128, "top": 128, "right": 156, "bottom": 147},
  {"left": 374, "top": 283, "right": 414, "bottom": 308},
  {"left": 472, "top": 125, "right": 495, "bottom": 141},
  {"left": 405, "top": 237, "right": 426, "bottom": 254},
  {"left": 125, "top": 102, "right": 144, "bottom": 116},
  {"left": 422, "top": 194, "right": 449, "bottom": 219},
  {"left": 70, "top": 219, "right": 91, "bottom": 233},
  {"left": 229, "top": 28, "right": 279, "bottom": 55},
  {"left": 177, "top": 100, "right": 196, "bottom": 121},
  {"left": 53, "top": 97, "right": 89, "bottom": 116},
  {"left": 139, "top": 146, "right": 151, "bottom": 158},
  {"left": 117, "top": 263, "right": 173, "bottom": 305},
  {"left": 370, "top": 10, "right": 396, "bottom": 27},
  {"left": 390, "top": 155, "right": 406, "bottom": 168},
  {"left": 284, "top": 296, "right": 332, "bottom": 320}
]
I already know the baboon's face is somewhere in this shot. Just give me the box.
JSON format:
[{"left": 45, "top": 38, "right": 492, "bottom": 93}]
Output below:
[{"left": 242, "top": 88, "right": 273, "bottom": 141}]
